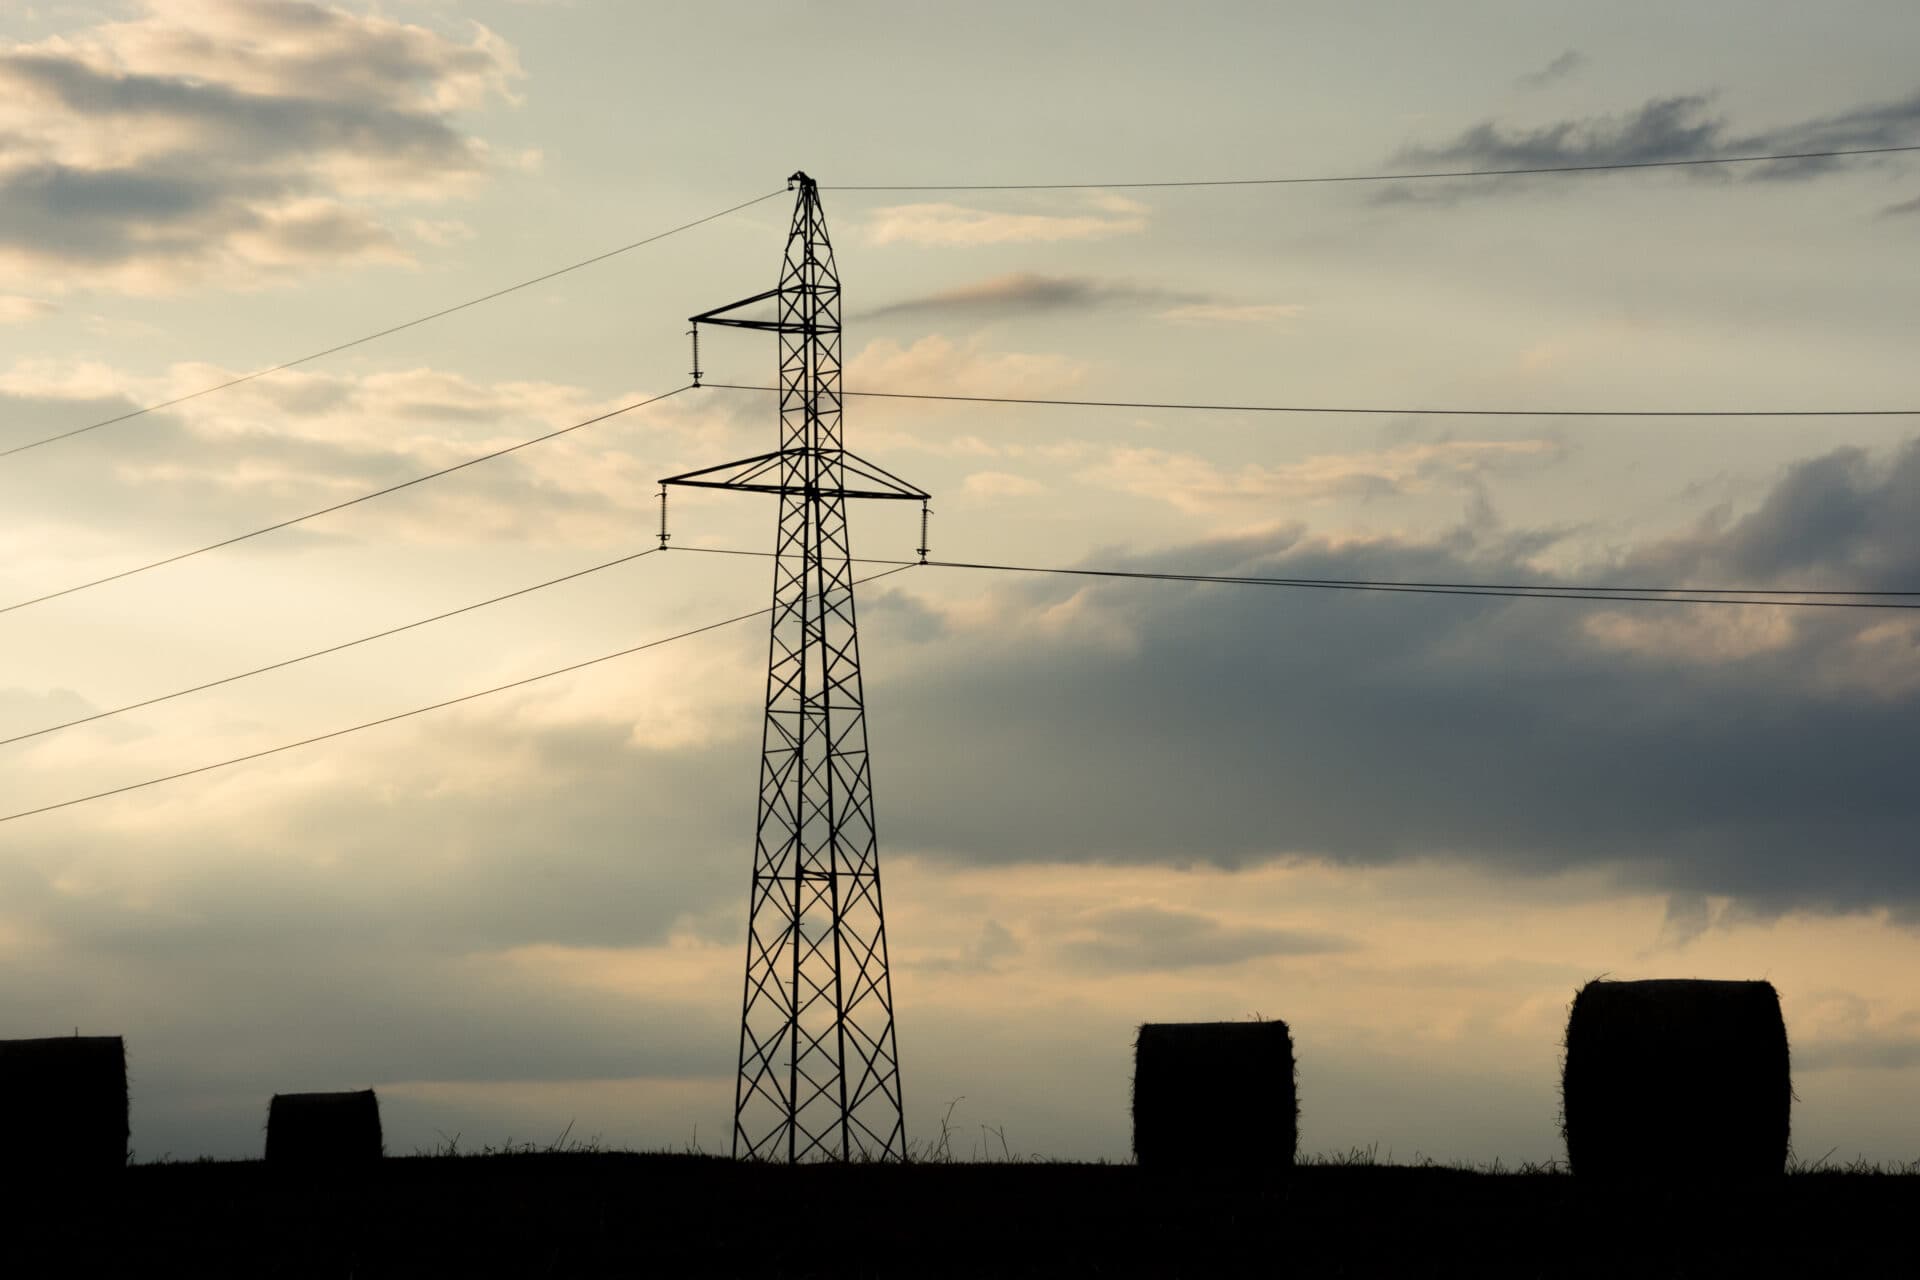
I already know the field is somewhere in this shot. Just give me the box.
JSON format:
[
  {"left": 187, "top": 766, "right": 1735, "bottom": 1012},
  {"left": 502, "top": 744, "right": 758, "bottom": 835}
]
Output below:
[{"left": 5, "top": 1150, "right": 1915, "bottom": 1277}]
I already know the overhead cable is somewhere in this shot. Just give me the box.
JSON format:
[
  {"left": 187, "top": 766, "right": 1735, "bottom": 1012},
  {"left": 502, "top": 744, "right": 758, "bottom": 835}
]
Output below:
[
  {"left": 921, "top": 558, "right": 1920, "bottom": 610},
  {"left": 0, "top": 549, "right": 663, "bottom": 748},
  {"left": 671, "top": 545, "right": 1920, "bottom": 599},
  {"left": 1, "top": 190, "right": 784, "bottom": 460},
  {"left": 28, "top": 538, "right": 1905, "bottom": 753},
  {"left": 703, "top": 383, "right": 1917, "bottom": 419},
  {"left": 0, "top": 564, "right": 915, "bottom": 826},
  {"left": 0, "top": 386, "right": 689, "bottom": 618},
  {"left": 826, "top": 143, "right": 1920, "bottom": 191}
]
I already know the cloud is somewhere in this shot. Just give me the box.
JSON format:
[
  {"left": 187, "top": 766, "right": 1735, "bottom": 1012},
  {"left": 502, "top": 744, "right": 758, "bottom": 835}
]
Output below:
[
  {"left": 0, "top": 1, "right": 524, "bottom": 292},
  {"left": 1392, "top": 86, "right": 1920, "bottom": 193},
  {"left": 0, "top": 360, "right": 714, "bottom": 556},
  {"left": 0, "top": 294, "right": 54, "bottom": 324},
  {"left": 1159, "top": 303, "right": 1304, "bottom": 325},
  {"left": 862, "top": 439, "right": 1920, "bottom": 920},
  {"left": 846, "top": 334, "right": 1089, "bottom": 400},
  {"left": 909, "top": 918, "right": 1022, "bottom": 974},
  {"left": 1652, "top": 892, "right": 1713, "bottom": 949},
  {"left": 1798, "top": 1034, "right": 1920, "bottom": 1071},
  {"left": 12, "top": 434, "right": 1920, "bottom": 1161},
  {"left": 860, "top": 272, "right": 1201, "bottom": 322},
  {"left": 961, "top": 471, "right": 1048, "bottom": 501},
  {"left": 860, "top": 273, "right": 1298, "bottom": 332},
  {"left": 1079, "top": 440, "right": 1566, "bottom": 513},
  {"left": 1057, "top": 904, "right": 1354, "bottom": 971},
  {"left": 1883, "top": 195, "right": 1920, "bottom": 217},
  {"left": 1397, "top": 94, "right": 1723, "bottom": 172},
  {"left": 409, "top": 218, "right": 478, "bottom": 246},
  {"left": 863, "top": 195, "right": 1148, "bottom": 247},
  {"left": 0, "top": 717, "right": 750, "bottom": 1156},
  {"left": 1516, "top": 50, "right": 1586, "bottom": 90}
]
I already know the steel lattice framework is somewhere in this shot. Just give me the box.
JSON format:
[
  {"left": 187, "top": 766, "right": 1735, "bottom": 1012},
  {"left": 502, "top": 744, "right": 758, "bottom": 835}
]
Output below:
[{"left": 662, "top": 173, "right": 927, "bottom": 1162}]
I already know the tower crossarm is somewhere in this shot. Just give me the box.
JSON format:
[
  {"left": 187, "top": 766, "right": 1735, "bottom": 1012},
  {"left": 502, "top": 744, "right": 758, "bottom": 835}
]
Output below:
[
  {"left": 660, "top": 448, "right": 928, "bottom": 502},
  {"left": 691, "top": 286, "right": 841, "bottom": 335}
]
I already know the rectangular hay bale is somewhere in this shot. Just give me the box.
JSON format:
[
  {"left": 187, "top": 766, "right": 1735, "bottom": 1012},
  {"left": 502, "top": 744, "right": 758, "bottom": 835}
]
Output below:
[
  {"left": 0, "top": 1035, "right": 129, "bottom": 1177},
  {"left": 265, "top": 1089, "right": 384, "bottom": 1168},
  {"left": 1132, "top": 1019, "right": 1297, "bottom": 1173},
  {"left": 1561, "top": 978, "right": 1790, "bottom": 1179}
]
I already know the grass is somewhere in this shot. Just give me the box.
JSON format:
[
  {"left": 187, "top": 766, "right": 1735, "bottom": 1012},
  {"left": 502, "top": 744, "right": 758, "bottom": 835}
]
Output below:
[
  {"left": 409, "top": 1119, "right": 619, "bottom": 1160},
  {"left": 7, "top": 1142, "right": 1911, "bottom": 1276},
  {"left": 1300, "top": 1144, "right": 1920, "bottom": 1176},
  {"left": 902, "top": 1097, "right": 1038, "bottom": 1165}
]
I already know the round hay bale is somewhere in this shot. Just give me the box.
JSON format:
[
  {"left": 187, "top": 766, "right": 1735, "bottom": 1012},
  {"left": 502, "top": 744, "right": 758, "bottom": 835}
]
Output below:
[
  {"left": 0, "top": 1035, "right": 128, "bottom": 1178},
  {"left": 265, "top": 1089, "right": 384, "bottom": 1169},
  {"left": 1561, "top": 978, "right": 1791, "bottom": 1179},
  {"left": 1132, "top": 1019, "right": 1297, "bottom": 1174}
]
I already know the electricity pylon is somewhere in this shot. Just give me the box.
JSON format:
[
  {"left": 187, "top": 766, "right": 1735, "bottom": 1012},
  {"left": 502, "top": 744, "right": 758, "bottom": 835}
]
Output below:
[{"left": 662, "top": 172, "right": 927, "bottom": 1162}]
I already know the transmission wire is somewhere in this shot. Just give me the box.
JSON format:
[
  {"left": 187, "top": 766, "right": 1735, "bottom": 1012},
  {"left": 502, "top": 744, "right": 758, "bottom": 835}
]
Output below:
[
  {"left": 703, "top": 383, "right": 1917, "bottom": 419},
  {"left": 827, "top": 143, "right": 1920, "bottom": 191},
  {"left": 0, "top": 549, "right": 664, "bottom": 748},
  {"left": 672, "top": 546, "right": 1920, "bottom": 604},
  {"left": 26, "top": 538, "right": 1907, "bottom": 753},
  {"left": 1, "top": 190, "right": 784, "bottom": 460},
  {"left": 0, "top": 386, "right": 689, "bottom": 617},
  {"left": 0, "top": 564, "right": 916, "bottom": 826},
  {"left": 921, "top": 558, "right": 1920, "bottom": 609}
]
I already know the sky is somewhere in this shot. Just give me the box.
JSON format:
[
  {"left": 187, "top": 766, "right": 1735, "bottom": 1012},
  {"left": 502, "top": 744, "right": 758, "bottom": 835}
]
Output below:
[{"left": 2, "top": 0, "right": 1919, "bottom": 1165}]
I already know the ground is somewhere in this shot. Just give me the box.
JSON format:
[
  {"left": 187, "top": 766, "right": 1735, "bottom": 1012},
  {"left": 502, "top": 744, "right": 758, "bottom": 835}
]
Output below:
[{"left": 4, "top": 1153, "right": 1913, "bottom": 1276}]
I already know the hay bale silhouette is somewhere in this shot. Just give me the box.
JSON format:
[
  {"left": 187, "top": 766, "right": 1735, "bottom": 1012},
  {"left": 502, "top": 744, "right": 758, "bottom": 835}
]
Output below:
[
  {"left": 1562, "top": 978, "right": 1790, "bottom": 1179},
  {"left": 265, "top": 1090, "right": 384, "bottom": 1168},
  {"left": 0, "top": 1035, "right": 129, "bottom": 1177},
  {"left": 1132, "top": 1019, "right": 1296, "bottom": 1173}
]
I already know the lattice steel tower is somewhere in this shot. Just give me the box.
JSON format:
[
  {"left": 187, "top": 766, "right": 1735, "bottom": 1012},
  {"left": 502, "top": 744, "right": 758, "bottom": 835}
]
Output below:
[{"left": 662, "top": 173, "right": 927, "bottom": 1162}]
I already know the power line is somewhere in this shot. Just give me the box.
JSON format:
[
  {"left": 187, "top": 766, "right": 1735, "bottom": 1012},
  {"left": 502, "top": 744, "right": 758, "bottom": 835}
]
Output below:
[
  {"left": 671, "top": 545, "right": 1920, "bottom": 599},
  {"left": 24, "top": 536, "right": 1902, "bottom": 750},
  {"left": 7, "top": 528, "right": 1907, "bottom": 825},
  {"left": 0, "top": 386, "right": 689, "bottom": 618},
  {"left": 0, "top": 549, "right": 664, "bottom": 748},
  {"left": 0, "top": 190, "right": 785, "bottom": 461},
  {"left": 703, "top": 383, "right": 1918, "bottom": 419},
  {"left": 826, "top": 143, "right": 1920, "bottom": 191},
  {"left": 922, "top": 558, "right": 1920, "bottom": 610},
  {"left": 0, "top": 564, "right": 915, "bottom": 827}
]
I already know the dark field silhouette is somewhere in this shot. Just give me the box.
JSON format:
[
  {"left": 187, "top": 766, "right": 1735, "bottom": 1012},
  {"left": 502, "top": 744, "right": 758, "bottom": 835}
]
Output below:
[
  {"left": 1563, "top": 979, "right": 1791, "bottom": 1179},
  {"left": 0, "top": 1035, "right": 127, "bottom": 1178},
  {"left": 0, "top": 981, "right": 1872, "bottom": 1273},
  {"left": 1, "top": 1151, "right": 1915, "bottom": 1276}
]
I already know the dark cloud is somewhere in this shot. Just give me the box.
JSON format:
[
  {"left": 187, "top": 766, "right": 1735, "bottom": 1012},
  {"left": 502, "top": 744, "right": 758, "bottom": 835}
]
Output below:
[
  {"left": 18, "top": 429, "right": 1919, "bottom": 926},
  {"left": 1653, "top": 892, "right": 1712, "bottom": 949},
  {"left": 0, "top": 53, "right": 480, "bottom": 173},
  {"left": 909, "top": 918, "right": 1022, "bottom": 973},
  {"left": 0, "top": 711, "right": 755, "bottom": 1158},
  {"left": 1398, "top": 94, "right": 1723, "bottom": 172},
  {"left": 858, "top": 272, "right": 1205, "bottom": 322},
  {"left": 1748, "top": 88, "right": 1920, "bottom": 159},
  {"left": 863, "top": 440, "right": 1920, "bottom": 919},
  {"left": 1797, "top": 1035, "right": 1920, "bottom": 1072},
  {"left": 0, "top": 719, "right": 751, "bottom": 961},
  {"left": 1515, "top": 50, "right": 1586, "bottom": 91},
  {"left": 1391, "top": 86, "right": 1920, "bottom": 193},
  {"left": 10, "top": 439, "right": 1920, "bottom": 1160},
  {"left": 1057, "top": 904, "right": 1354, "bottom": 971},
  {"left": 1883, "top": 195, "right": 1920, "bottom": 217},
  {"left": 0, "top": 2, "right": 518, "bottom": 287}
]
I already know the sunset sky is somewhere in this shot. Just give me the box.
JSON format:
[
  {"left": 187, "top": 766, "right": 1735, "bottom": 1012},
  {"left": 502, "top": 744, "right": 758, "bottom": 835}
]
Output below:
[{"left": 3, "top": 0, "right": 1919, "bottom": 1165}]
